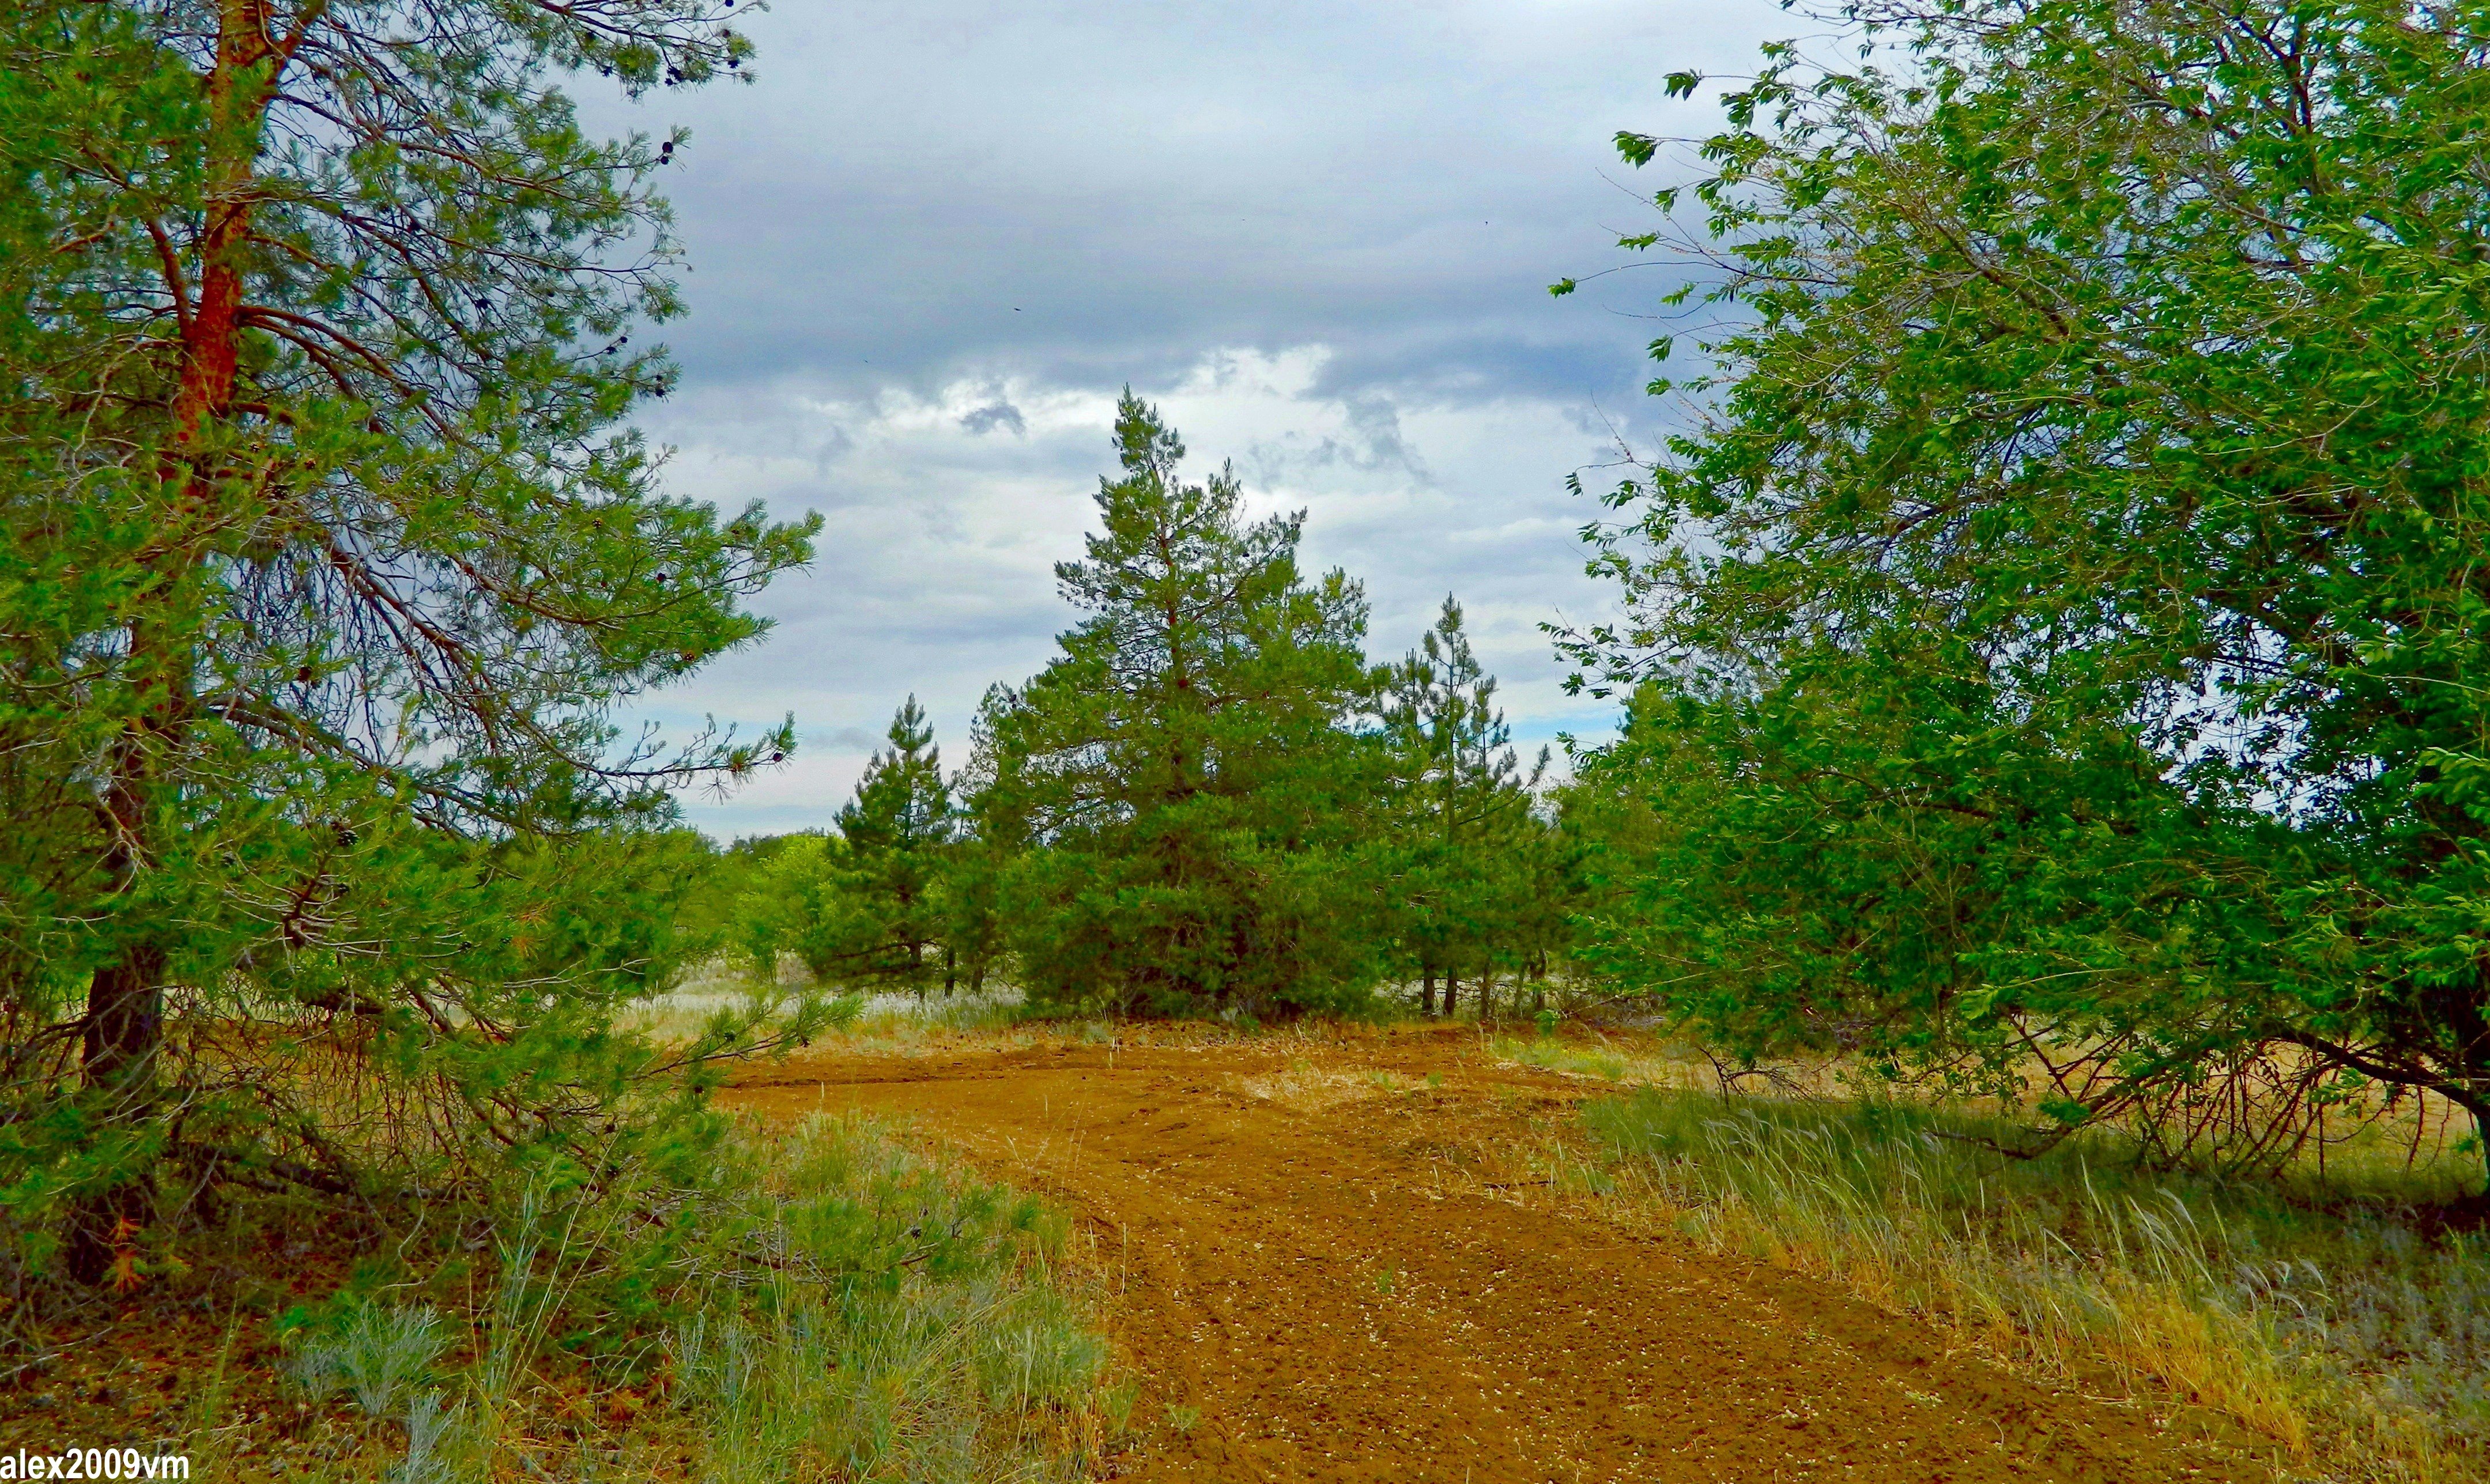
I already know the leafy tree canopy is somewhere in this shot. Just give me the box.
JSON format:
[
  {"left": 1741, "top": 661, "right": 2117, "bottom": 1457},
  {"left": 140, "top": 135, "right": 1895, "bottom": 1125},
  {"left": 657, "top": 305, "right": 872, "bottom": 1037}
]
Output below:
[{"left": 1560, "top": 0, "right": 2490, "bottom": 1158}]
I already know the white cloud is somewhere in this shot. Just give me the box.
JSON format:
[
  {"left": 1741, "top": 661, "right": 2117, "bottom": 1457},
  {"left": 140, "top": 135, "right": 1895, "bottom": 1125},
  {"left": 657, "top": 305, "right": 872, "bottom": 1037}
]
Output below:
[
  {"left": 590, "top": 0, "right": 1802, "bottom": 837},
  {"left": 643, "top": 346, "right": 1629, "bottom": 835}
]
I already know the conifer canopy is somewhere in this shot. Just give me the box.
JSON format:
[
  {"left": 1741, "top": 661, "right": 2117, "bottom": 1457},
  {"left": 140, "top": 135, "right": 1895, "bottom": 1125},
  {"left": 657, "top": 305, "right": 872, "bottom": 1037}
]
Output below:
[{"left": 972, "top": 393, "right": 1387, "bottom": 1016}]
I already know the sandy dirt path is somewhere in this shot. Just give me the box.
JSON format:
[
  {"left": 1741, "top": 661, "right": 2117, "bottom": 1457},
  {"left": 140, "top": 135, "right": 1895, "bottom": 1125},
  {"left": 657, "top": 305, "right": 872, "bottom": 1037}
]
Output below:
[{"left": 726, "top": 1033, "right": 2272, "bottom": 1483}]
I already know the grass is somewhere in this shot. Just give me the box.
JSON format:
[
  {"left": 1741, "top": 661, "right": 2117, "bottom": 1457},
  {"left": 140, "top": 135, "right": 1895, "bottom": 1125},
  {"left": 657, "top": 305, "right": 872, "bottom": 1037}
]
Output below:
[
  {"left": 1491, "top": 1029, "right": 1853, "bottom": 1094},
  {"left": 637, "top": 965, "right": 1146, "bottom": 1057},
  {"left": 1574, "top": 1085, "right": 2490, "bottom": 1483},
  {"left": 654, "top": 969, "right": 1424, "bottom": 1063},
  {"left": 414, "top": 1111, "right": 1114, "bottom": 1482},
  {"left": 1494, "top": 1035, "right": 1633, "bottom": 1085},
  {"left": 6, "top": 1113, "right": 1116, "bottom": 1482}
]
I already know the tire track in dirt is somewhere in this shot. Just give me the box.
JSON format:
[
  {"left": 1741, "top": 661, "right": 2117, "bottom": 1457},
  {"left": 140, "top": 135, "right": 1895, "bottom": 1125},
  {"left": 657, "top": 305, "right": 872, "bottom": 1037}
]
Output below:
[{"left": 727, "top": 1036, "right": 2275, "bottom": 1483}]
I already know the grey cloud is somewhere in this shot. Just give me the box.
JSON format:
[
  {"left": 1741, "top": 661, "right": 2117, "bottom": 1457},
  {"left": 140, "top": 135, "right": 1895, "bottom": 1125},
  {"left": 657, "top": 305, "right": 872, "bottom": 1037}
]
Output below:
[
  {"left": 604, "top": 0, "right": 1795, "bottom": 836},
  {"left": 959, "top": 400, "right": 1028, "bottom": 437},
  {"left": 1340, "top": 394, "right": 1424, "bottom": 478},
  {"left": 1235, "top": 390, "right": 1424, "bottom": 482},
  {"left": 615, "top": 1, "right": 1784, "bottom": 405}
]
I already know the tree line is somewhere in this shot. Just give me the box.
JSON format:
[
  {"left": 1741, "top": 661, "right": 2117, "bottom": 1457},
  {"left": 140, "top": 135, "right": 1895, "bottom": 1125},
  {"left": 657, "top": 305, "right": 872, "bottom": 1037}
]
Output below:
[{"left": 719, "top": 394, "right": 1578, "bottom": 1024}]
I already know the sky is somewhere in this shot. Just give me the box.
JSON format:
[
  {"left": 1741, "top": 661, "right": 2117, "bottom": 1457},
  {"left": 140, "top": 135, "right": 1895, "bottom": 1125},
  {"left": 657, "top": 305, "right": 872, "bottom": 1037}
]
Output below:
[{"left": 616, "top": 0, "right": 1799, "bottom": 839}]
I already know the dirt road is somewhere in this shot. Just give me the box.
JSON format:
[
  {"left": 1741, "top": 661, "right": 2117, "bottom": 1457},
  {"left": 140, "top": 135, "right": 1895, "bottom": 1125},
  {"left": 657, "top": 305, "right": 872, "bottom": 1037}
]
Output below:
[{"left": 727, "top": 1032, "right": 2271, "bottom": 1483}]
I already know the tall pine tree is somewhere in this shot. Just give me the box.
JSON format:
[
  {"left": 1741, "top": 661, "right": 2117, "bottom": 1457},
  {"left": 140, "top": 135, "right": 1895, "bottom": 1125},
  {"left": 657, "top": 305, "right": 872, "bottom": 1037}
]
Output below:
[
  {"left": 974, "top": 394, "right": 1384, "bottom": 1016},
  {"left": 1, "top": 0, "right": 816, "bottom": 1281}
]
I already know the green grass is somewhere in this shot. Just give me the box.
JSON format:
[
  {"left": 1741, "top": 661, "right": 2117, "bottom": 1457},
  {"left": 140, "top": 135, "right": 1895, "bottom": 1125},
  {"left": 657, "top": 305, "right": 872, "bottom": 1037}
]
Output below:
[
  {"left": 1493, "top": 1034, "right": 1631, "bottom": 1083},
  {"left": 1580, "top": 1087, "right": 2490, "bottom": 1482},
  {"left": 652, "top": 1115, "right": 1111, "bottom": 1483},
  {"left": 270, "top": 1113, "right": 1115, "bottom": 1481}
]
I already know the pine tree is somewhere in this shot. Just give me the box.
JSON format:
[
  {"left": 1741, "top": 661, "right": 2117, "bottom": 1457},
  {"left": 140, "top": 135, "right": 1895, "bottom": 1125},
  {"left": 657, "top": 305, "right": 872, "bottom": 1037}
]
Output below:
[
  {"left": 975, "top": 393, "right": 1385, "bottom": 1016},
  {"left": 1384, "top": 598, "right": 1544, "bottom": 1018},
  {"left": 1506, "top": 805, "right": 1583, "bottom": 1017},
  {"left": 835, "top": 697, "right": 956, "bottom": 989},
  {"left": 0, "top": 0, "right": 817, "bottom": 1280}
]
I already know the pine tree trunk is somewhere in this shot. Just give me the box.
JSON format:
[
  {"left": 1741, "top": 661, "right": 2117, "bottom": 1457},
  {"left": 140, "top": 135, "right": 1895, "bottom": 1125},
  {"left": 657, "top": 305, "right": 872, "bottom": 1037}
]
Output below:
[
  {"left": 1444, "top": 972, "right": 1460, "bottom": 1019},
  {"left": 66, "top": 671, "right": 179, "bottom": 1282},
  {"left": 60, "top": 717, "right": 179, "bottom": 1284},
  {"left": 945, "top": 945, "right": 957, "bottom": 996},
  {"left": 1421, "top": 968, "right": 1436, "bottom": 1018},
  {"left": 64, "top": 944, "right": 167, "bottom": 1283},
  {"left": 65, "top": 0, "right": 280, "bottom": 1284}
]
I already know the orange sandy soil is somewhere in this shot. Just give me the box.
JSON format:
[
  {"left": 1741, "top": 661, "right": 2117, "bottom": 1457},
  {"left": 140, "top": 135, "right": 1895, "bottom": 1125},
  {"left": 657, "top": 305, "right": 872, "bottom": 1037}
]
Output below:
[{"left": 726, "top": 1026, "right": 2281, "bottom": 1484}]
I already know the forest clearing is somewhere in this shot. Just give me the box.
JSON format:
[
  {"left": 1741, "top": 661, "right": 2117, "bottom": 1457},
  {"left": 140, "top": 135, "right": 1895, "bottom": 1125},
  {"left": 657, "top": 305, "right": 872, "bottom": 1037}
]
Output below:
[{"left": 725, "top": 1019, "right": 2470, "bottom": 1483}]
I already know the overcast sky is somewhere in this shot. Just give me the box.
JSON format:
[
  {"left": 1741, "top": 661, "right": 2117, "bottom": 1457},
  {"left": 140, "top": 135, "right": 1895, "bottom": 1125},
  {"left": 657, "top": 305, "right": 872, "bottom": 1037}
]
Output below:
[{"left": 618, "top": 0, "right": 1796, "bottom": 839}]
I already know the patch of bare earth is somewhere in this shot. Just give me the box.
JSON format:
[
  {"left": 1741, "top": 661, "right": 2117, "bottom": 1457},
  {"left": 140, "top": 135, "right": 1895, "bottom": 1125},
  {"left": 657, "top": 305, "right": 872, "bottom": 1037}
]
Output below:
[{"left": 727, "top": 1030, "right": 2281, "bottom": 1483}]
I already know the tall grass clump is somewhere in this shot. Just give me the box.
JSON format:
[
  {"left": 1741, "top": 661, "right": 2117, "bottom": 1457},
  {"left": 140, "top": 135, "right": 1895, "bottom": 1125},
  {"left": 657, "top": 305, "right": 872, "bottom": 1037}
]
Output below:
[
  {"left": 1583, "top": 1090, "right": 2489, "bottom": 1482},
  {"left": 658, "top": 1114, "right": 1112, "bottom": 1482},
  {"left": 264, "top": 1112, "right": 1114, "bottom": 1482}
]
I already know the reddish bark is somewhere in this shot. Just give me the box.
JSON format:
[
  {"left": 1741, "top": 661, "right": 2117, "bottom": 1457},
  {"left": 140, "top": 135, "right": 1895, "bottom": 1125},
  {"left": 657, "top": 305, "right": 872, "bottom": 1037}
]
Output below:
[{"left": 67, "top": 0, "right": 285, "bottom": 1286}]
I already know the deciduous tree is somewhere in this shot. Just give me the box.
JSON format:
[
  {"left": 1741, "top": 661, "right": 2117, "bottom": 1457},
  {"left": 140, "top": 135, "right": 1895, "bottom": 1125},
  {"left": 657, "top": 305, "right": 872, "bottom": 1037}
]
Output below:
[{"left": 1560, "top": 0, "right": 2490, "bottom": 1170}]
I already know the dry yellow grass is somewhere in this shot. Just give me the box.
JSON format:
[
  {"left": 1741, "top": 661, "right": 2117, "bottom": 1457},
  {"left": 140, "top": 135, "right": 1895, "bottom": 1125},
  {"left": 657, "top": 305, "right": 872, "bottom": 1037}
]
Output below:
[{"left": 1499, "top": 1036, "right": 2490, "bottom": 1484}]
